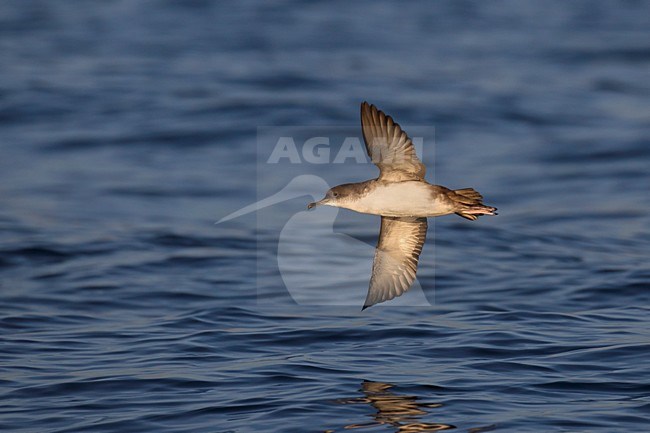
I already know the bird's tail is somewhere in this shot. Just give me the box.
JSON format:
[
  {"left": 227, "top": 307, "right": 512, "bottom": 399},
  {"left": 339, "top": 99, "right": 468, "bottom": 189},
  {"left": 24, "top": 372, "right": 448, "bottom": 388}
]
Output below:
[{"left": 453, "top": 188, "right": 497, "bottom": 221}]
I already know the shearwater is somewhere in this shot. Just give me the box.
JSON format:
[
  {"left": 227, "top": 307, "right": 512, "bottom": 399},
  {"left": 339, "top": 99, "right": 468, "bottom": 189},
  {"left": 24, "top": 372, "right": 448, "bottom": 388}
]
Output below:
[{"left": 308, "top": 102, "right": 497, "bottom": 309}]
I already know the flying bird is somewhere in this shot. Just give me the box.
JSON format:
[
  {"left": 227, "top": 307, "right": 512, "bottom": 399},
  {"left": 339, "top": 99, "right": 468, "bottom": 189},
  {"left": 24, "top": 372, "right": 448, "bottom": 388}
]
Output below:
[{"left": 308, "top": 102, "right": 497, "bottom": 309}]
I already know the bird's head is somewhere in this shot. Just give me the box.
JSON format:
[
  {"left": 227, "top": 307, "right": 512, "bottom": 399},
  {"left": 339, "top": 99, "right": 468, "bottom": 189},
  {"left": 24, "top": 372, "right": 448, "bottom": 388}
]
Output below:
[{"left": 307, "top": 184, "right": 351, "bottom": 209}]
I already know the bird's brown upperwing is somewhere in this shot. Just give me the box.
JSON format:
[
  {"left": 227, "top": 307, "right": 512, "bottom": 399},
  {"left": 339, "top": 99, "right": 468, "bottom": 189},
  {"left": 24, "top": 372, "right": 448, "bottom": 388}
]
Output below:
[{"left": 360, "top": 102, "right": 426, "bottom": 182}]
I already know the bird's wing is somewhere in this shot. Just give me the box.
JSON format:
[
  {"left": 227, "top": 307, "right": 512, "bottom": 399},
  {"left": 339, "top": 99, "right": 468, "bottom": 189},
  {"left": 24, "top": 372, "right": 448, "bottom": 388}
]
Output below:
[
  {"left": 363, "top": 216, "right": 427, "bottom": 309},
  {"left": 360, "top": 102, "right": 426, "bottom": 182}
]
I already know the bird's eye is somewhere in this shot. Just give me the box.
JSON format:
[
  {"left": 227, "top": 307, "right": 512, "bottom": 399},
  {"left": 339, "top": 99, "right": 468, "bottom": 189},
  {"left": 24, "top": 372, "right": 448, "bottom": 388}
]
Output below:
[{"left": 332, "top": 192, "right": 339, "bottom": 197}]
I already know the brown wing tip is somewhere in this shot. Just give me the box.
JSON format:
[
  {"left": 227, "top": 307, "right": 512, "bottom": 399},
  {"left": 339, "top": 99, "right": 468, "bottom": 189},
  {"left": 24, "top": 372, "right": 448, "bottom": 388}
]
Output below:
[
  {"left": 361, "top": 101, "right": 384, "bottom": 117},
  {"left": 360, "top": 101, "right": 375, "bottom": 120},
  {"left": 360, "top": 101, "right": 395, "bottom": 132}
]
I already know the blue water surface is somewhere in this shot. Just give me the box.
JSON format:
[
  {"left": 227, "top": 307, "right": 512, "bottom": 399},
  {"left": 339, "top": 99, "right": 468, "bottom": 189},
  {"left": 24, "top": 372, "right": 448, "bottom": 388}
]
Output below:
[{"left": 1, "top": 1, "right": 649, "bottom": 432}]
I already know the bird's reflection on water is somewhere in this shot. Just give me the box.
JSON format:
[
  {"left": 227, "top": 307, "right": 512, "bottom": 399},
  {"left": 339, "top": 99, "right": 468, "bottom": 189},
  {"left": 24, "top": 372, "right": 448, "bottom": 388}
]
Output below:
[{"left": 330, "top": 381, "right": 455, "bottom": 432}]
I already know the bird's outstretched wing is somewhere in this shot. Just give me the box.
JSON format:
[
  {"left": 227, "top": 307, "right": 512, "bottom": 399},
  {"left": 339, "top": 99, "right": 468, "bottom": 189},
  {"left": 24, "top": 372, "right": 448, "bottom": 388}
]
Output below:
[
  {"left": 360, "top": 102, "right": 426, "bottom": 182},
  {"left": 363, "top": 216, "right": 427, "bottom": 309}
]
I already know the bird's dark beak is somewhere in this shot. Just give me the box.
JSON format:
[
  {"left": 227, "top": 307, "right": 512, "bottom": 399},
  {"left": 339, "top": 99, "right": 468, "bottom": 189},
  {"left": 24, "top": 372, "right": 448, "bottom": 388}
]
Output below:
[{"left": 307, "top": 198, "right": 328, "bottom": 210}]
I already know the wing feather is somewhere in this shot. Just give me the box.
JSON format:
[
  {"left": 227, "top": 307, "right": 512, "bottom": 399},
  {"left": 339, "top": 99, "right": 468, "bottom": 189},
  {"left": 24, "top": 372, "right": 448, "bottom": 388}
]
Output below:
[
  {"left": 363, "top": 216, "right": 428, "bottom": 309},
  {"left": 360, "top": 102, "right": 426, "bottom": 182}
]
